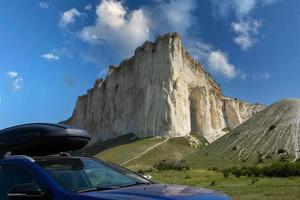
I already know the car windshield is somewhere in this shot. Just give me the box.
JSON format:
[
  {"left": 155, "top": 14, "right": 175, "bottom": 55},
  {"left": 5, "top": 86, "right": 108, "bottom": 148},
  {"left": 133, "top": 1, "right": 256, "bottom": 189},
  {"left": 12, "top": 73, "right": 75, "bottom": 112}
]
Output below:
[{"left": 36, "top": 157, "right": 150, "bottom": 192}]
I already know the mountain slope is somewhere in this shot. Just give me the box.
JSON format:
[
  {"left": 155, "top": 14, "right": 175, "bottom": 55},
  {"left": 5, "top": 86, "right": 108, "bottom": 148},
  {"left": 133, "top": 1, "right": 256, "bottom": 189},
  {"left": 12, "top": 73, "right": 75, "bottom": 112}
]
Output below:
[
  {"left": 94, "top": 135, "right": 208, "bottom": 170},
  {"left": 187, "top": 99, "right": 300, "bottom": 168}
]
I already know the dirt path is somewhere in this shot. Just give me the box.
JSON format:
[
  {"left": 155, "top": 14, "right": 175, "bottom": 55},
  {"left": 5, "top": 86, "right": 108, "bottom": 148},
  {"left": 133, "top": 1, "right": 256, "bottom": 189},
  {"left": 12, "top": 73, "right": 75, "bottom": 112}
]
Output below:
[{"left": 121, "top": 138, "right": 170, "bottom": 166}]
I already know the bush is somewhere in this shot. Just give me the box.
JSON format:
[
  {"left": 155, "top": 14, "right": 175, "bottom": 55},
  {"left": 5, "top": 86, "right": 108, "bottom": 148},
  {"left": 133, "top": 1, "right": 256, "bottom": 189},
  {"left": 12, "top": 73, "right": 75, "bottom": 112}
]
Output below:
[
  {"left": 185, "top": 175, "right": 191, "bottom": 179},
  {"left": 224, "top": 162, "right": 300, "bottom": 178},
  {"left": 222, "top": 127, "right": 231, "bottom": 132},
  {"left": 268, "top": 124, "right": 276, "bottom": 131},
  {"left": 209, "top": 181, "right": 216, "bottom": 186},
  {"left": 211, "top": 167, "right": 219, "bottom": 171},
  {"left": 257, "top": 153, "right": 264, "bottom": 163},
  {"left": 277, "top": 148, "right": 286, "bottom": 154},
  {"left": 222, "top": 170, "right": 230, "bottom": 178},
  {"left": 251, "top": 178, "right": 259, "bottom": 185},
  {"left": 154, "top": 160, "right": 190, "bottom": 172}
]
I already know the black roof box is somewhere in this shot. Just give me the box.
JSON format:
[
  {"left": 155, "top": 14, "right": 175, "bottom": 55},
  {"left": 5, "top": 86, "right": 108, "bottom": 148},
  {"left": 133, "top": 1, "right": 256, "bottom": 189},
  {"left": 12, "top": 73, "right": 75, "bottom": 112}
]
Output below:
[{"left": 0, "top": 123, "right": 91, "bottom": 156}]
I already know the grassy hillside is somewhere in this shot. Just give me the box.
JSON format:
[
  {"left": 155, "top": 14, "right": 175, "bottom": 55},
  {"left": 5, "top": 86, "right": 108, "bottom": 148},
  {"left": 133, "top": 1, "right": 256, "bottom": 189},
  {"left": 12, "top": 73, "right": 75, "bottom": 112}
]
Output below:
[
  {"left": 186, "top": 99, "right": 300, "bottom": 169},
  {"left": 93, "top": 135, "right": 207, "bottom": 170}
]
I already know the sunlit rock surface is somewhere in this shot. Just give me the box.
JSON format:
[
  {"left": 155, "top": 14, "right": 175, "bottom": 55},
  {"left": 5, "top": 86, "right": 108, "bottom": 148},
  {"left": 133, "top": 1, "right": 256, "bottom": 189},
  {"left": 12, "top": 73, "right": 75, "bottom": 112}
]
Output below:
[{"left": 64, "top": 33, "right": 264, "bottom": 143}]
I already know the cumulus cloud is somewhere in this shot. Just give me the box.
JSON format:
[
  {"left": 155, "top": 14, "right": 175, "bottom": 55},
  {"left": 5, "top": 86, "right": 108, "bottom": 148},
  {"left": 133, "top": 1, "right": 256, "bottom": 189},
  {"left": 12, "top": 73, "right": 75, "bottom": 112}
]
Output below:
[
  {"left": 85, "top": 4, "right": 92, "bottom": 11},
  {"left": 78, "top": 0, "right": 239, "bottom": 79},
  {"left": 80, "top": 0, "right": 198, "bottom": 57},
  {"left": 208, "top": 50, "right": 237, "bottom": 79},
  {"left": 231, "top": 19, "right": 262, "bottom": 50},
  {"left": 6, "top": 71, "right": 18, "bottom": 78},
  {"left": 11, "top": 77, "right": 23, "bottom": 92},
  {"left": 211, "top": 0, "right": 277, "bottom": 18},
  {"left": 39, "top": 2, "right": 49, "bottom": 9},
  {"left": 80, "top": 0, "right": 149, "bottom": 56},
  {"left": 189, "top": 41, "right": 238, "bottom": 79},
  {"left": 60, "top": 8, "right": 82, "bottom": 27},
  {"left": 6, "top": 71, "right": 23, "bottom": 92},
  {"left": 146, "top": 0, "right": 196, "bottom": 36},
  {"left": 42, "top": 53, "right": 60, "bottom": 61},
  {"left": 211, "top": 0, "right": 277, "bottom": 50}
]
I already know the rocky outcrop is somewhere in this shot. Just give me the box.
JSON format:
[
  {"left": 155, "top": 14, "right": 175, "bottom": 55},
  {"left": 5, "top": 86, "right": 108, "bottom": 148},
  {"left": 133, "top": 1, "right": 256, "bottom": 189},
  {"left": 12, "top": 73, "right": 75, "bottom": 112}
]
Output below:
[{"left": 64, "top": 33, "right": 264, "bottom": 143}]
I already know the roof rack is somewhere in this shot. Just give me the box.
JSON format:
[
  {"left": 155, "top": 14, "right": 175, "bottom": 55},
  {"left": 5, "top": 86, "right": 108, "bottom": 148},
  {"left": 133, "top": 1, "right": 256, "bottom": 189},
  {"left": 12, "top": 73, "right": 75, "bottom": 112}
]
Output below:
[
  {"left": 1, "top": 154, "right": 35, "bottom": 162},
  {"left": 59, "top": 152, "right": 72, "bottom": 157}
]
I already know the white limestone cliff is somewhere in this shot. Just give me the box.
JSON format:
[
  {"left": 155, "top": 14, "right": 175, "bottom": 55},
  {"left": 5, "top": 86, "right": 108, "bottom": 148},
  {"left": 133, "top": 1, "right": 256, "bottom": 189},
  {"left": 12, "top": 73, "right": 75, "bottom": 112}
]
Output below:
[{"left": 64, "top": 33, "right": 264, "bottom": 143}]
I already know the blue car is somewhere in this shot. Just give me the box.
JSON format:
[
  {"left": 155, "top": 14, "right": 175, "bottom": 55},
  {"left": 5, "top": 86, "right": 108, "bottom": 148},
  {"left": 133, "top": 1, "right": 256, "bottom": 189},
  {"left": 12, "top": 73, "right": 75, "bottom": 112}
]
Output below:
[{"left": 0, "top": 123, "right": 231, "bottom": 200}]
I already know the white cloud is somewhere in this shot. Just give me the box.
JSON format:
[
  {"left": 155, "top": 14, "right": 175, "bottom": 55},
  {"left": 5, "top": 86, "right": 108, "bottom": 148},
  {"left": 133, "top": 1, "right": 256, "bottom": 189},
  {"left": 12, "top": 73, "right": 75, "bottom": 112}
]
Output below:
[
  {"left": 80, "top": 0, "right": 197, "bottom": 57},
  {"left": 60, "top": 8, "right": 82, "bottom": 27},
  {"left": 6, "top": 71, "right": 23, "bottom": 92},
  {"left": 211, "top": 0, "right": 277, "bottom": 18},
  {"left": 6, "top": 71, "right": 18, "bottom": 78},
  {"left": 80, "top": 0, "right": 150, "bottom": 56},
  {"left": 147, "top": 0, "right": 196, "bottom": 36},
  {"left": 211, "top": 0, "right": 277, "bottom": 50},
  {"left": 208, "top": 50, "right": 238, "bottom": 79},
  {"left": 85, "top": 4, "right": 92, "bottom": 11},
  {"left": 11, "top": 77, "right": 23, "bottom": 92},
  {"left": 231, "top": 19, "right": 262, "bottom": 50},
  {"left": 42, "top": 53, "right": 60, "bottom": 61},
  {"left": 189, "top": 41, "right": 239, "bottom": 79},
  {"left": 39, "top": 2, "right": 49, "bottom": 9},
  {"left": 252, "top": 72, "right": 271, "bottom": 81}
]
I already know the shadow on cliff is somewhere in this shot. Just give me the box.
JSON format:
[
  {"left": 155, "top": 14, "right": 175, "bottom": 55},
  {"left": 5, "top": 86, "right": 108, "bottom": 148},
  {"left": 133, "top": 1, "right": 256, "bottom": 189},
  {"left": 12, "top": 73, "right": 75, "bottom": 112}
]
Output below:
[{"left": 74, "top": 133, "right": 140, "bottom": 156}]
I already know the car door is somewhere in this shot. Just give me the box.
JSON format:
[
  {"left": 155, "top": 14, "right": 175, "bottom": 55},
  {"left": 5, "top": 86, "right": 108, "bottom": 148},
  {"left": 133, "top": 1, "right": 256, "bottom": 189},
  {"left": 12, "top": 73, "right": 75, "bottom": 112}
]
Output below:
[{"left": 0, "top": 163, "right": 41, "bottom": 200}]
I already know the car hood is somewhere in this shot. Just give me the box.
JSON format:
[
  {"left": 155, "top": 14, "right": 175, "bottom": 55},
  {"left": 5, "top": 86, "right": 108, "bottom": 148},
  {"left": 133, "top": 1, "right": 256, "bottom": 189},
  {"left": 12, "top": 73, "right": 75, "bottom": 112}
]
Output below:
[{"left": 76, "top": 184, "right": 231, "bottom": 200}]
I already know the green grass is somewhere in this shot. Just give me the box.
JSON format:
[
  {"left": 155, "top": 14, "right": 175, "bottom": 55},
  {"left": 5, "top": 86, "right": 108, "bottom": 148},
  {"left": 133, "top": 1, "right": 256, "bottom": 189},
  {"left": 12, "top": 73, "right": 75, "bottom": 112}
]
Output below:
[
  {"left": 89, "top": 136, "right": 300, "bottom": 199},
  {"left": 125, "top": 137, "right": 201, "bottom": 170},
  {"left": 95, "top": 135, "right": 206, "bottom": 170},
  {"left": 148, "top": 169, "right": 300, "bottom": 200},
  {"left": 95, "top": 137, "right": 164, "bottom": 164}
]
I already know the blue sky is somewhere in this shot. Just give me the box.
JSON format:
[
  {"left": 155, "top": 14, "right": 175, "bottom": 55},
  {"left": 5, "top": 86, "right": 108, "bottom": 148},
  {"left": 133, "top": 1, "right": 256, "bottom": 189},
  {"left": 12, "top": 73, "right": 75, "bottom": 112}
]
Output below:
[{"left": 0, "top": 0, "right": 299, "bottom": 129}]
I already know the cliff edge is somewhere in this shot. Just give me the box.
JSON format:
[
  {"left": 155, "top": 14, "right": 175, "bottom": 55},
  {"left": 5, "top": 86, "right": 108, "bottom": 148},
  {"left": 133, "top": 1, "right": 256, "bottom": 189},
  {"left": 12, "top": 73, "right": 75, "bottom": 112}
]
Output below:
[{"left": 64, "top": 33, "right": 264, "bottom": 143}]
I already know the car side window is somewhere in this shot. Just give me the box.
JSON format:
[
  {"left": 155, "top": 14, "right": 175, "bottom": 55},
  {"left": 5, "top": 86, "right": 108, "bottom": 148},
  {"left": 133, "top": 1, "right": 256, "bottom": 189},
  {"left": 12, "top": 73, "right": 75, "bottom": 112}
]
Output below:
[{"left": 0, "top": 164, "right": 38, "bottom": 200}]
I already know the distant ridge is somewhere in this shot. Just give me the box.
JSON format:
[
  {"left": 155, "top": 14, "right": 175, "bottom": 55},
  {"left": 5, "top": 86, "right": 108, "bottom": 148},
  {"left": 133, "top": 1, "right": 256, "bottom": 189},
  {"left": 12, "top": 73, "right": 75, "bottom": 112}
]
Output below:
[{"left": 188, "top": 99, "right": 300, "bottom": 167}]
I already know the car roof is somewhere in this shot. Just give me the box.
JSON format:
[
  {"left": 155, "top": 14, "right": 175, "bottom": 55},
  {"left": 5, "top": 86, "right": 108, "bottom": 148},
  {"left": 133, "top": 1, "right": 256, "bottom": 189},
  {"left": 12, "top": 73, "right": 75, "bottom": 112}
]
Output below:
[{"left": 0, "top": 154, "right": 94, "bottom": 163}]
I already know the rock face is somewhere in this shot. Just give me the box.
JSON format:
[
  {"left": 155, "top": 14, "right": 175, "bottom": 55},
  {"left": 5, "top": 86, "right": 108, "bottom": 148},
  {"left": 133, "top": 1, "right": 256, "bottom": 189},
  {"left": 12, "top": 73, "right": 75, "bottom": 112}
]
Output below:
[
  {"left": 196, "top": 99, "right": 300, "bottom": 161},
  {"left": 64, "top": 33, "right": 264, "bottom": 143}
]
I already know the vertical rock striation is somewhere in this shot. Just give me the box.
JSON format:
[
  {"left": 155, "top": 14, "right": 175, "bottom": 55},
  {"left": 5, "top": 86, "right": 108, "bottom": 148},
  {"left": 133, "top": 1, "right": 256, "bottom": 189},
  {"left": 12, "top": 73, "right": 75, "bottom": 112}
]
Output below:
[{"left": 64, "top": 33, "right": 264, "bottom": 143}]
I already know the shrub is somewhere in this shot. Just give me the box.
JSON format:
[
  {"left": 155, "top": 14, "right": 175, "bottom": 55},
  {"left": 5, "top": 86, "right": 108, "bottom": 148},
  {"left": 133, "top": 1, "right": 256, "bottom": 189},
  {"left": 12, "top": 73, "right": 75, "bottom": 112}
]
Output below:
[
  {"left": 153, "top": 160, "right": 190, "bottom": 172},
  {"left": 222, "top": 127, "right": 231, "bottom": 132},
  {"left": 211, "top": 167, "right": 219, "bottom": 171},
  {"left": 209, "top": 181, "right": 216, "bottom": 186},
  {"left": 251, "top": 178, "right": 259, "bottom": 185},
  {"left": 224, "top": 162, "right": 300, "bottom": 178},
  {"left": 257, "top": 153, "right": 264, "bottom": 163},
  {"left": 222, "top": 170, "right": 230, "bottom": 178},
  {"left": 268, "top": 124, "right": 276, "bottom": 131},
  {"left": 277, "top": 148, "right": 286, "bottom": 154},
  {"left": 185, "top": 175, "right": 191, "bottom": 179}
]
